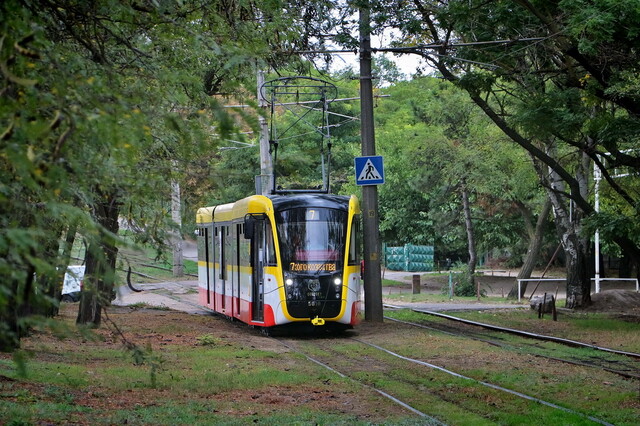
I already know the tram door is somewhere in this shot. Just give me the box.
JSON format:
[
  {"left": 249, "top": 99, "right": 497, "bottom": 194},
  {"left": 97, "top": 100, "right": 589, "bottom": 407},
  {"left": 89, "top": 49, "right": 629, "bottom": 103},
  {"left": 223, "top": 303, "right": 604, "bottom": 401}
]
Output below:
[
  {"left": 235, "top": 224, "right": 241, "bottom": 316},
  {"left": 218, "top": 226, "right": 226, "bottom": 312},
  {"left": 204, "top": 228, "right": 211, "bottom": 306},
  {"left": 250, "top": 218, "right": 266, "bottom": 322}
]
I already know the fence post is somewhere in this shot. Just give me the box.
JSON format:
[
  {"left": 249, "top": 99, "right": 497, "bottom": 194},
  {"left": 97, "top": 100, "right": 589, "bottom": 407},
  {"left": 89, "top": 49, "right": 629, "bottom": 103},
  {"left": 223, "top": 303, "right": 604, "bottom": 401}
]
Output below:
[{"left": 449, "top": 271, "right": 454, "bottom": 299}]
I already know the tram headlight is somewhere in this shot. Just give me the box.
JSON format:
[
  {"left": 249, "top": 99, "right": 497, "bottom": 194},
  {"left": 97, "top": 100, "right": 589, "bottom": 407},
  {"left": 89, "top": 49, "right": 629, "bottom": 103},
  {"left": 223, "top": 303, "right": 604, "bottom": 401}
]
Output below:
[
  {"left": 333, "top": 277, "right": 342, "bottom": 286},
  {"left": 285, "top": 278, "right": 294, "bottom": 286}
]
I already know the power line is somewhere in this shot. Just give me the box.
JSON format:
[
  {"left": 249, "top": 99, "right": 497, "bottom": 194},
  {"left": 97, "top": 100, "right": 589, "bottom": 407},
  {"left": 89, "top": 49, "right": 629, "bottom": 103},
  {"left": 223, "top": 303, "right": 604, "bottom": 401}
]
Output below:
[
  {"left": 374, "top": 37, "right": 546, "bottom": 53},
  {"left": 292, "top": 37, "right": 546, "bottom": 56}
]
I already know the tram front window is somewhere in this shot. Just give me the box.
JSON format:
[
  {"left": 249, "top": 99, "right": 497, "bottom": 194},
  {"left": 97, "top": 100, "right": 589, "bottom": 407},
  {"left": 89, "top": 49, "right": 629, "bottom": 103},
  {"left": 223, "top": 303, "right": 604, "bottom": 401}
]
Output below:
[{"left": 276, "top": 208, "right": 346, "bottom": 274}]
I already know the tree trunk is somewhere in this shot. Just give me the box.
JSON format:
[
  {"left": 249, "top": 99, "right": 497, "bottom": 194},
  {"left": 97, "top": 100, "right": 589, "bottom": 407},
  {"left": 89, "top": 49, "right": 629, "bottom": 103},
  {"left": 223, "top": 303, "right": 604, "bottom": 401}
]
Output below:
[
  {"left": 31, "top": 235, "right": 62, "bottom": 318},
  {"left": 537, "top": 150, "right": 592, "bottom": 309},
  {"left": 508, "top": 197, "right": 552, "bottom": 299},
  {"left": 563, "top": 232, "right": 591, "bottom": 309},
  {"left": 59, "top": 223, "right": 78, "bottom": 274},
  {"left": 77, "top": 191, "right": 120, "bottom": 326},
  {"left": 0, "top": 278, "right": 21, "bottom": 351},
  {"left": 461, "top": 184, "right": 478, "bottom": 299},
  {"left": 1, "top": 220, "right": 68, "bottom": 351}
]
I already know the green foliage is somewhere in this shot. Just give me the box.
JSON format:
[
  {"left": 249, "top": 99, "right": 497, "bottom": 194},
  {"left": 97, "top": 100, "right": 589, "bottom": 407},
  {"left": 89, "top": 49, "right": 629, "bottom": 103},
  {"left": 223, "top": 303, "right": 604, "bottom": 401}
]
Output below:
[
  {"left": 195, "top": 333, "right": 221, "bottom": 346},
  {"left": 1, "top": 0, "right": 338, "bottom": 346},
  {"left": 350, "top": 0, "right": 640, "bottom": 291},
  {"left": 11, "top": 351, "right": 29, "bottom": 379},
  {"left": 373, "top": 76, "right": 544, "bottom": 264},
  {"left": 447, "top": 266, "right": 486, "bottom": 298},
  {"left": 457, "top": 71, "right": 496, "bottom": 97}
]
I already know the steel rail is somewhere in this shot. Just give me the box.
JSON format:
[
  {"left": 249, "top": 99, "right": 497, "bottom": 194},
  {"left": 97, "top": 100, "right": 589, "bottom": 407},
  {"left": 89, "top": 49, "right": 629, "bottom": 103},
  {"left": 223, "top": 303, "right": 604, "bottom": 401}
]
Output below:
[
  {"left": 352, "top": 338, "right": 613, "bottom": 426},
  {"left": 275, "top": 338, "right": 444, "bottom": 424},
  {"left": 384, "top": 304, "right": 640, "bottom": 359},
  {"left": 385, "top": 316, "right": 640, "bottom": 380}
]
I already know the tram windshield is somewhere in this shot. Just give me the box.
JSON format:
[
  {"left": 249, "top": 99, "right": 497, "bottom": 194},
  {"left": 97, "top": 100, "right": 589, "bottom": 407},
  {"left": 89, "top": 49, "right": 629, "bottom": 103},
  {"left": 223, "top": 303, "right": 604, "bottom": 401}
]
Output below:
[{"left": 275, "top": 208, "right": 347, "bottom": 274}]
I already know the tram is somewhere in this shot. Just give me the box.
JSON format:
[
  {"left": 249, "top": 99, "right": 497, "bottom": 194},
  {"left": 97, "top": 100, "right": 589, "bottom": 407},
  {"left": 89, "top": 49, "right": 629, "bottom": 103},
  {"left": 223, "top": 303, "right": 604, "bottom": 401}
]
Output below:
[{"left": 195, "top": 193, "right": 362, "bottom": 331}]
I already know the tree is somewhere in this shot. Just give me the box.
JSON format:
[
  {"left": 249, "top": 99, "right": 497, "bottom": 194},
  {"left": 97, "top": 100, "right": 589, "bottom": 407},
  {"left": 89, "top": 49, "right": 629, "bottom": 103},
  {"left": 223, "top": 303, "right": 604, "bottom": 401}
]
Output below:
[
  {"left": 349, "top": 0, "right": 640, "bottom": 308},
  {"left": 1, "top": 0, "right": 338, "bottom": 347},
  {"left": 0, "top": 2, "right": 88, "bottom": 348},
  {"left": 510, "top": 196, "right": 553, "bottom": 299},
  {"left": 373, "top": 77, "right": 547, "bottom": 288}
]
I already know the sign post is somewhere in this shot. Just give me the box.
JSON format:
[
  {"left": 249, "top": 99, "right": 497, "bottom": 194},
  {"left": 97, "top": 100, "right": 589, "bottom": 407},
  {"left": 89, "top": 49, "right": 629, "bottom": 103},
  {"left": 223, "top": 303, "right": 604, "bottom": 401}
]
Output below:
[{"left": 358, "top": 3, "right": 384, "bottom": 323}]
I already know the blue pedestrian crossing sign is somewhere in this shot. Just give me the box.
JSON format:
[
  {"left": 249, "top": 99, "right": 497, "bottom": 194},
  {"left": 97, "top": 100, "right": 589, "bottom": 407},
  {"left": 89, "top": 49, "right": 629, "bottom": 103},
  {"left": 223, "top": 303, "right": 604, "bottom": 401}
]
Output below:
[{"left": 355, "top": 155, "right": 385, "bottom": 186}]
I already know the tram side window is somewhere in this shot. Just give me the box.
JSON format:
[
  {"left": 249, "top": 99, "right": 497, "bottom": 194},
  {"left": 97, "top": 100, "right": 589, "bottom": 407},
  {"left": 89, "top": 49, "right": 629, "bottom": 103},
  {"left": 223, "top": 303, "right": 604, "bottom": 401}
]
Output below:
[
  {"left": 214, "top": 227, "right": 218, "bottom": 266},
  {"left": 348, "top": 215, "right": 360, "bottom": 265},
  {"left": 218, "top": 225, "right": 227, "bottom": 280},
  {"left": 196, "top": 228, "right": 205, "bottom": 262},
  {"left": 265, "top": 221, "right": 277, "bottom": 266}
]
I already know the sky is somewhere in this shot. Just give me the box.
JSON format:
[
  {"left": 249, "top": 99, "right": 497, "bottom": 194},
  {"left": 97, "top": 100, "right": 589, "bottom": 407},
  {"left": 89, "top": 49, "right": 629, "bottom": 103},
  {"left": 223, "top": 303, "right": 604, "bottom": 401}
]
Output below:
[{"left": 327, "top": 31, "right": 429, "bottom": 79}]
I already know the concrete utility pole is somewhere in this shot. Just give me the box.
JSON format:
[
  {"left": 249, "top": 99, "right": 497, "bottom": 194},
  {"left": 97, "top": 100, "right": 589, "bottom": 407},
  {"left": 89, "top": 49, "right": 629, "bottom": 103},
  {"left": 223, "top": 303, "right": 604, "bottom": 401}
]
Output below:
[
  {"left": 171, "top": 176, "right": 184, "bottom": 277},
  {"left": 359, "top": 4, "right": 383, "bottom": 322},
  {"left": 257, "top": 70, "right": 273, "bottom": 195}
]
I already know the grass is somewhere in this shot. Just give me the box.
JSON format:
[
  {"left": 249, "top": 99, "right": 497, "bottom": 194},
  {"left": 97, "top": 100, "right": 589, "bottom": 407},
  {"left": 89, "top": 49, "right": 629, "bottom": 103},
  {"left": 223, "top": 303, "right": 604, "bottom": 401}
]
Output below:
[
  {"left": 307, "top": 337, "right": 631, "bottom": 425},
  {"left": 2, "top": 304, "right": 639, "bottom": 425},
  {"left": 452, "top": 309, "right": 640, "bottom": 351},
  {"left": 118, "top": 255, "right": 198, "bottom": 284},
  {"left": 383, "top": 290, "right": 523, "bottom": 305},
  {"left": 9, "top": 242, "right": 638, "bottom": 425},
  {"left": 384, "top": 308, "right": 640, "bottom": 353},
  {"left": 1, "top": 304, "right": 419, "bottom": 424}
]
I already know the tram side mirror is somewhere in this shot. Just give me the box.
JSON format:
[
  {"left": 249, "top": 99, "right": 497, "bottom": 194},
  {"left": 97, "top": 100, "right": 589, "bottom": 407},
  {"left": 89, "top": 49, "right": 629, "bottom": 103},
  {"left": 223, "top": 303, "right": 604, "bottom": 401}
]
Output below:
[
  {"left": 244, "top": 214, "right": 267, "bottom": 239},
  {"left": 244, "top": 215, "right": 256, "bottom": 239}
]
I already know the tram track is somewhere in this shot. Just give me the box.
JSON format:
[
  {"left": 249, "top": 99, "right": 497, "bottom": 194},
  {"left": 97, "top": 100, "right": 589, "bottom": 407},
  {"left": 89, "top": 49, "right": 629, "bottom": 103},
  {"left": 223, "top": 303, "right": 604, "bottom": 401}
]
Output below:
[
  {"left": 117, "top": 282, "right": 640, "bottom": 381},
  {"left": 275, "top": 334, "right": 614, "bottom": 425},
  {"left": 384, "top": 315, "right": 640, "bottom": 380},
  {"left": 384, "top": 304, "right": 640, "bottom": 360},
  {"left": 116, "top": 285, "right": 637, "bottom": 424},
  {"left": 276, "top": 338, "right": 444, "bottom": 424}
]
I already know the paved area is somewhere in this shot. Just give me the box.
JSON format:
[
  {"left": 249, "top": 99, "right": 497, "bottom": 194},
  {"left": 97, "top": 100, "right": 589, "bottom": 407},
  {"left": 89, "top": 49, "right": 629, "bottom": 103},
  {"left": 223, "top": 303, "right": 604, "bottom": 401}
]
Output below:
[
  {"left": 113, "top": 277, "right": 527, "bottom": 314},
  {"left": 113, "top": 241, "right": 528, "bottom": 313},
  {"left": 384, "top": 300, "right": 525, "bottom": 312},
  {"left": 113, "top": 280, "right": 209, "bottom": 315}
]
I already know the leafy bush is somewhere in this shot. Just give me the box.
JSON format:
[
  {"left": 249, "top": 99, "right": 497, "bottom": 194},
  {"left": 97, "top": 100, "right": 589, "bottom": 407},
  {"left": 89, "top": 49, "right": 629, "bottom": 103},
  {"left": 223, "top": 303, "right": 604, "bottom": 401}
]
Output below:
[{"left": 441, "top": 266, "right": 486, "bottom": 297}]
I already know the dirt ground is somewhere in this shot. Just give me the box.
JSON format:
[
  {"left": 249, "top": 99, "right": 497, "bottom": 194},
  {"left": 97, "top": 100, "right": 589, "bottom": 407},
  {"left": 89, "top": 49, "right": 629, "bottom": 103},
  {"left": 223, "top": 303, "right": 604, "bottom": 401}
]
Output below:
[
  {"left": 4, "top": 273, "right": 639, "bottom": 424},
  {"left": 7, "top": 292, "right": 639, "bottom": 424},
  {"left": 582, "top": 289, "right": 640, "bottom": 315},
  {"left": 4, "top": 305, "right": 413, "bottom": 424}
]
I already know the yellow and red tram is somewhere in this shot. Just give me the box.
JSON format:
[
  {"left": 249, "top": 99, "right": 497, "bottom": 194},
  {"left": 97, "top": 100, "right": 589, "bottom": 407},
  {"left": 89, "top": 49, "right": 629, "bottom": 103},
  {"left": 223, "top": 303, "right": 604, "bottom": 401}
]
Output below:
[{"left": 195, "top": 193, "right": 362, "bottom": 331}]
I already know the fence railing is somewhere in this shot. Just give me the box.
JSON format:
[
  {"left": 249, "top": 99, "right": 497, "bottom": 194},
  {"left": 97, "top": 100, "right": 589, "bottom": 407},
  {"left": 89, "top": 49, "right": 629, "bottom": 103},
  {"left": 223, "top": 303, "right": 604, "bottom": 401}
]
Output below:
[{"left": 516, "top": 277, "right": 640, "bottom": 302}]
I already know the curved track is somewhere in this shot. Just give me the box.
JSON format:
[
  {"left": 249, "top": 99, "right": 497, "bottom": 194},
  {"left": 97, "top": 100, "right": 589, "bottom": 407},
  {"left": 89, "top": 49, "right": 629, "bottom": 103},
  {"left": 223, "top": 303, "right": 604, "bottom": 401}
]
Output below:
[
  {"left": 385, "top": 304, "right": 640, "bottom": 359},
  {"left": 383, "top": 314, "right": 640, "bottom": 380},
  {"left": 115, "top": 279, "right": 637, "bottom": 424},
  {"left": 275, "top": 334, "right": 614, "bottom": 425}
]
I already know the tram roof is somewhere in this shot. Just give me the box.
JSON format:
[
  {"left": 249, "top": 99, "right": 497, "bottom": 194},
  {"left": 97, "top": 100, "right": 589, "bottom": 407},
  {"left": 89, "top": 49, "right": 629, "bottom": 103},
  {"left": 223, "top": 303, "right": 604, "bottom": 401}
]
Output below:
[
  {"left": 197, "top": 193, "right": 356, "bottom": 224},
  {"left": 269, "top": 193, "right": 350, "bottom": 211}
]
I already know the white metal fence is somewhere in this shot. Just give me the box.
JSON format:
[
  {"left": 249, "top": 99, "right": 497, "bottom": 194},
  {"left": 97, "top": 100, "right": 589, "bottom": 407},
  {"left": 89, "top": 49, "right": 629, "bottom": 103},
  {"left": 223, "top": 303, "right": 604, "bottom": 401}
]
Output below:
[{"left": 516, "top": 278, "right": 639, "bottom": 302}]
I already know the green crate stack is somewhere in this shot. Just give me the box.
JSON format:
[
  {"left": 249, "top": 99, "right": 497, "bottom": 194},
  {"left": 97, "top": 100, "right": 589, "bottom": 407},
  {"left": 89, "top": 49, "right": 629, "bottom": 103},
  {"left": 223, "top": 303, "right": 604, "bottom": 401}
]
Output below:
[
  {"left": 385, "top": 246, "right": 405, "bottom": 271},
  {"left": 384, "top": 244, "right": 434, "bottom": 272},
  {"left": 405, "top": 244, "right": 434, "bottom": 272}
]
